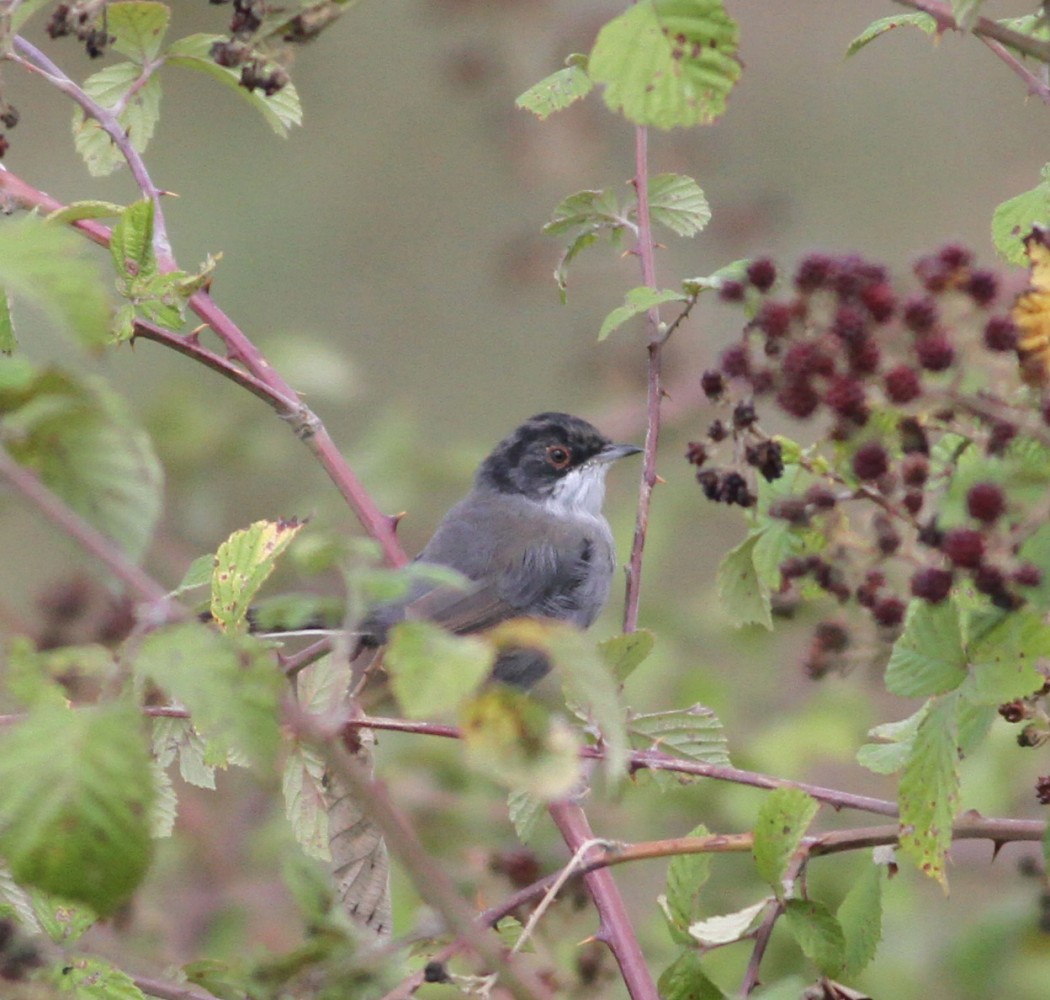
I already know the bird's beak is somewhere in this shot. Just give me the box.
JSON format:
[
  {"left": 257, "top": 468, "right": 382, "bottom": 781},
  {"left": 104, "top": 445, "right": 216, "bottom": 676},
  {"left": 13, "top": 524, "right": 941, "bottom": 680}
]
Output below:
[{"left": 597, "top": 442, "right": 644, "bottom": 463}]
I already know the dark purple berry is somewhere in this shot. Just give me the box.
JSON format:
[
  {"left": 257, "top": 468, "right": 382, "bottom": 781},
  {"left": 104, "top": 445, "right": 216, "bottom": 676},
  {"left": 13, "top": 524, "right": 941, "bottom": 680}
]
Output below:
[
  {"left": 938, "top": 242, "right": 975, "bottom": 271},
  {"left": 873, "top": 596, "right": 906, "bottom": 627},
  {"left": 769, "top": 498, "right": 809, "bottom": 524},
  {"left": 973, "top": 563, "right": 1007, "bottom": 595},
  {"left": 685, "top": 442, "right": 707, "bottom": 466},
  {"left": 750, "top": 368, "right": 776, "bottom": 395},
  {"left": 1013, "top": 564, "right": 1043, "bottom": 588},
  {"left": 1036, "top": 776, "right": 1050, "bottom": 804},
  {"left": 852, "top": 442, "right": 889, "bottom": 481},
  {"left": 860, "top": 282, "right": 896, "bottom": 322},
  {"left": 746, "top": 258, "right": 777, "bottom": 292},
  {"left": 902, "top": 297, "right": 939, "bottom": 334},
  {"left": 814, "top": 619, "right": 850, "bottom": 653},
  {"left": 942, "top": 528, "right": 985, "bottom": 568},
  {"left": 883, "top": 365, "right": 921, "bottom": 404},
  {"left": 901, "top": 454, "right": 929, "bottom": 487},
  {"left": 732, "top": 400, "right": 757, "bottom": 430},
  {"left": 1000, "top": 701, "right": 1028, "bottom": 724},
  {"left": 967, "top": 482, "right": 1006, "bottom": 523},
  {"left": 783, "top": 341, "right": 832, "bottom": 379},
  {"left": 987, "top": 421, "right": 1017, "bottom": 456},
  {"left": 708, "top": 419, "right": 728, "bottom": 442},
  {"left": 965, "top": 270, "right": 998, "bottom": 306},
  {"left": 915, "top": 334, "right": 955, "bottom": 372},
  {"left": 721, "top": 344, "right": 750, "bottom": 378},
  {"left": 914, "top": 255, "right": 951, "bottom": 293},
  {"left": 831, "top": 305, "right": 867, "bottom": 344},
  {"left": 701, "top": 369, "right": 725, "bottom": 400},
  {"left": 875, "top": 514, "right": 902, "bottom": 555},
  {"left": 847, "top": 336, "right": 881, "bottom": 376},
  {"left": 899, "top": 416, "right": 929, "bottom": 455},
  {"left": 824, "top": 375, "right": 867, "bottom": 420},
  {"left": 911, "top": 567, "right": 954, "bottom": 603},
  {"left": 794, "top": 254, "right": 834, "bottom": 293},
  {"left": 804, "top": 485, "right": 837, "bottom": 509},
  {"left": 983, "top": 316, "right": 1018, "bottom": 352},
  {"left": 696, "top": 468, "right": 720, "bottom": 500},
  {"left": 745, "top": 439, "right": 784, "bottom": 482},
  {"left": 756, "top": 301, "right": 793, "bottom": 339},
  {"left": 777, "top": 379, "right": 820, "bottom": 419},
  {"left": 718, "top": 280, "right": 746, "bottom": 303}
]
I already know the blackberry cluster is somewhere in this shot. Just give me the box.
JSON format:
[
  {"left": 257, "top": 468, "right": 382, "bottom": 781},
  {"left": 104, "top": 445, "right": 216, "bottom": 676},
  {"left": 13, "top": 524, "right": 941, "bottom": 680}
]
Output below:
[
  {"left": 208, "top": 0, "right": 292, "bottom": 95},
  {"left": 46, "top": 2, "right": 113, "bottom": 57}
]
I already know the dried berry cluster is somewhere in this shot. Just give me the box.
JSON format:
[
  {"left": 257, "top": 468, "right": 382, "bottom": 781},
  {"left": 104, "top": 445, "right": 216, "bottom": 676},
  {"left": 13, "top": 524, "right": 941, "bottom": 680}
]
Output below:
[
  {"left": 46, "top": 1, "right": 114, "bottom": 58},
  {"left": 209, "top": 0, "right": 291, "bottom": 95},
  {"left": 998, "top": 682, "right": 1050, "bottom": 763},
  {"left": 689, "top": 245, "right": 1050, "bottom": 677},
  {"left": 0, "top": 101, "right": 19, "bottom": 160}
]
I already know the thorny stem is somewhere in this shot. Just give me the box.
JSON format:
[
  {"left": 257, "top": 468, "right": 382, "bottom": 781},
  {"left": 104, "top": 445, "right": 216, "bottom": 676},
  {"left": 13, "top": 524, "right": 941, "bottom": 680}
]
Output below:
[
  {"left": 893, "top": 0, "right": 1050, "bottom": 63},
  {"left": 133, "top": 976, "right": 219, "bottom": 1000},
  {"left": 623, "top": 125, "right": 664, "bottom": 634}
]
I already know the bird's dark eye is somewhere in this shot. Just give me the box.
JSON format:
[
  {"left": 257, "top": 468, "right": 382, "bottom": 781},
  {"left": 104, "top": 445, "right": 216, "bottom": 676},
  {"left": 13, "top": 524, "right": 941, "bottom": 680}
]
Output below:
[{"left": 546, "top": 445, "right": 572, "bottom": 470}]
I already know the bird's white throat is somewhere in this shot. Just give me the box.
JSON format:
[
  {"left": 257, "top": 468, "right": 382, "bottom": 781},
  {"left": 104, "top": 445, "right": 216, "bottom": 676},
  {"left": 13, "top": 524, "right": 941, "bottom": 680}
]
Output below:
[{"left": 544, "top": 463, "right": 609, "bottom": 518}]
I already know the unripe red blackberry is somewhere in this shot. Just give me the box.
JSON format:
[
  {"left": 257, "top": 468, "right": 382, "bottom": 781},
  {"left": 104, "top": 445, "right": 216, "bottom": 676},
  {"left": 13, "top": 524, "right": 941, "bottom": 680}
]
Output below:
[
  {"left": 701, "top": 369, "right": 726, "bottom": 400},
  {"left": 873, "top": 596, "right": 906, "bottom": 627},
  {"left": 769, "top": 498, "right": 809, "bottom": 524},
  {"left": 746, "top": 257, "right": 777, "bottom": 292},
  {"left": 902, "top": 490, "right": 924, "bottom": 515},
  {"left": 914, "top": 255, "right": 951, "bottom": 293},
  {"left": 915, "top": 334, "right": 955, "bottom": 371},
  {"left": 718, "top": 279, "right": 746, "bottom": 303},
  {"left": 942, "top": 528, "right": 985, "bottom": 568},
  {"left": 860, "top": 282, "right": 896, "bottom": 322},
  {"left": 884, "top": 365, "right": 922, "bottom": 404},
  {"left": 756, "top": 300, "right": 793, "bottom": 339},
  {"left": 831, "top": 305, "right": 867, "bottom": 344},
  {"left": 1013, "top": 563, "right": 1043, "bottom": 588},
  {"left": 852, "top": 442, "right": 889, "bottom": 481},
  {"left": 804, "top": 484, "right": 837, "bottom": 509},
  {"left": 983, "top": 316, "right": 1017, "bottom": 352},
  {"left": 965, "top": 270, "right": 998, "bottom": 306},
  {"left": 783, "top": 341, "right": 831, "bottom": 379},
  {"left": 847, "top": 336, "right": 881, "bottom": 376},
  {"left": 967, "top": 482, "right": 1006, "bottom": 523},
  {"left": 750, "top": 368, "right": 776, "bottom": 395},
  {"left": 987, "top": 421, "right": 1017, "bottom": 456},
  {"left": 824, "top": 375, "right": 867, "bottom": 420},
  {"left": 780, "top": 556, "right": 811, "bottom": 580},
  {"left": 911, "top": 567, "right": 954, "bottom": 603},
  {"left": 938, "top": 242, "right": 975, "bottom": 270},
  {"left": 777, "top": 379, "right": 820, "bottom": 419},
  {"left": 902, "top": 297, "right": 938, "bottom": 334},
  {"left": 875, "top": 514, "right": 902, "bottom": 555},
  {"left": 794, "top": 254, "right": 834, "bottom": 293}
]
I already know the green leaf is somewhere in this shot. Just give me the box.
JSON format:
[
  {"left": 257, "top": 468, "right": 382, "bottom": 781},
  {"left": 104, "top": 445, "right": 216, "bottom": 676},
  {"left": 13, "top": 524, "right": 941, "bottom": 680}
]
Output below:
[
  {"left": 74, "top": 64, "right": 162, "bottom": 176},
  {"left": 782, "top": 898, "right": 845, "bottom": 978},
  {"left": 108, "top": 1, "right": 171, "bottom": 63},
  {"left": 152, "top": 716, "right": 216, "bottom": 788},
  {"left": 845, "top": 12, "right": 938, "bottom": 57},
  {"left": 665, "top": 825, "right": 712, "bottom": 929},
  {"left": 0, "top": 217, "right": 111, "bottom": 348},
  {"left": 508, "top": 789, "right": 544, "bottom": 843},
  {"left": 184, "top": 958, "right": 251, "bottom": 1000},
  {"left": 646, "top": 173, "right": 711, "bottom": 237},
  {"left": 965, "top": 609, "right": 1050, "bottom": 704},
  {"left": 687, "top": 898, "right": 768, "bottom": 945},
  {"left": 544, "top": 188, "right": 625, "bottom": 238},
  {"left": 165, "top": 34, "right": 303, "bottom": 137},
  {"left": 628, "top": 704, "right": 729, "bottom": 766},
  {"left": 10, "top": 0, "right": 54, "bottom": 31},
  {"left": 750, "top": 521, "right": 802, "bottom": 590},
  {"left": 110, "top": 199, "right": 157, "bottom": 282},
  {"left": 837, "top": 860, "right": 883, "bottom": 978},
  {"left": 589, "top": 0, "right": 741, "bottom": 129},
  {"left": 897, "top": 693, "right": 960, "bottom": 886},
  {"left": 45, "top": 200, "right": 128, "bottom": 227},
  {"left": 598, "top": 286, "right": 685, "bottom": 341},
  {"left": 950, "top": 0, "right": 985, "bottom": 31},
  {"left": 515, "top": 57, "right": 593, "bottom": 119},
  {"left": 884, "top": 599, "right": 967, "bottom": 698},
  {"left": 211, "top": 518, "right": 305, "bottom": 631},
  {"left": 717, "top": 533, "right": 772, "bottom": 629},
  {"left": 294, "top": 653, "right": 345, "bottom": 716},
  {"left": 0, "top": 363, "right": 163, "bottom": 561},
  {"left": 50, "top": 955, "right": 147, "bottom": 999},
  {"left": 599, "top": 629, "right": 656, "bottom": 683},
  {"left": 135, "top": 622, "right": 282, "bottom": 765},
  {"left": 150, "top": 761, "right": 177, "bottom": 838},
  {"left": 682, "top": 258, "right": 751, "bottom": 296},
  {"left": 386, "top": 620, "right": 494, "bottom": 718},
  {"left": 0, "top": 289, "right": 14, "bottom": 355},
  {"left": 172, "top": 553, "right": 215, "bottom": 597},
  {"left": 283, "top": 741, "right": 330, "bottom": 861},
  {"left": 991, "top": 165, "right": 1050, "bottom": 265},
  {"left": 657, "top": 949, "right": 727, "bottom": 1000},
  {"left": 0, "top": 702, "right": 155, "bottom": 917},
  {"left": 752, "top": 788, "right": 819, "bottom": 891},
  {"left": 461, "top": 686, "right": 581, "bottom": 800},
  {"left": 32, "top": 891, "right": 96, "bottom": 944},
  {"left": 856, "top": 706, "right": 926, "bottom": 775},
  {"left": 0, "top": 865, "right": 42, "bottom": 934}
]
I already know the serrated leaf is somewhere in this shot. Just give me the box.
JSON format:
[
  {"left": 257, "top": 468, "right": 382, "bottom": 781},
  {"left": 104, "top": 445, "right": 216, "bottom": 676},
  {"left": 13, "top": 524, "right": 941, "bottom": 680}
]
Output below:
[
  {"left": 32, "top": 890, "right": 96, "bottom": 944},
  {"left": 283, "top": 742, "right": 330, "bottom": 861},
  {"left": 165, "top": 33, "right": 302, "bottom": 136},
  {"left": 152, "top": 716, "right": 216, "bottom": 788},
  {"left": 782, "top": 898, "right": 845, "bottom": 978},
  {"left": 508, "top": 789, "right": 544, "bottom": 843},
  {"left": 74, "top": 65, "right": 162, "bottom": 176},
  {"left": 752, "top": 788, "right": 819, "bottom": 891},
  {"left": 515, "top": 59, "right": 593, "bottom": 119},
  {"left": 211, "top": 518, "right": 304, "bottom": 630},
  {"left": 751, "top": 521, "right": 802, "bottom": 590},
  {"left": 687, "top": 897, "right": 768, "bottom": 945},
  {"left": 599, "top": 629, "right": 656, "bottom": 683},
  {"left": 110, "top": 199, "right": 157, "bottom": 282},
  {"left": 599, "top": 286, "right": 686, "bottom": 340},
  {"left": 0, "top": 289, "right": 13, "bottom": 355},
  {"left": 647, "top": 173, "right": 711, "bottom": 237},
  {"left": 554, "top": 231, "right": 599, "bottom": 300},
  {"left": 135, "top": 623, "right": 282, "bottom": 765},
  {"left": 884, "top": 599, "right": 967, "bottom": 698},
  {"left": 45, "top": 200, "right": 128, "bottom": 227},
  {"left": 0, "top": 217, "right": 111, "bottom": 348},
  {"left": 295, "top": 653, "right": 345, "bottom": 716},
  {"left": 837, "top": 860, "right": 883, "bottom": 978},
  {"left": 0, "top": 866, "right": 41, "bottom": 934},
  {"left": 856, "top": 706, "right": 927, "bottom": 775},
  {"left": 682, "top": 258, "right": 751, "bottom": 296},
  {"left": 108, "top": 1, "right": 171, "bottom": 63},
  {"left": 51, "top": 956, "right": 147, "bottom": 999},
  {"left": 717, "top": 533, "right": 772, "bottom": 629},
  {"left": 150, "top": 761, "right": 177, "bottom": 838},
  {"left": 172, "top": 553, "right": 215, "bottom": 597},
  {"left": 460, "top": 687, "right": 581, "bottom": 800},
  {"left": 629, "top": 704, "right": 729, "bottom": 766},
  {"left": 897, "top": 694, "right": 960, "bottom": 886},
  {"left": 666, "top": 825, "right": 711, "bottom": 929},
  {"left": 386, "top": 620, "right": 494, "bottom": 718},
  {"left": 1, "top": 364, "right": 163, "bottom": 562},
  {"left": 184, "top": 958, "right": 251, "bottom": 1000},
  {"left": 0, "top": 703, "right": 155, "bottom": 917},
  {"left": 845, "top": 12, "right": 938, "bottom": 57},
  {"left": 658, "top": 949, "right": 727, "bottom": 1000},
  {"left": 544, "top": 188, "right": 625, "bottom": 238},
  {"left": 589, "top": 0, "right": 741, "bottom": 129},
  {"left": 966, "top": 609, "right": 1050, "bottom": 703},
  {"left": 992, "top": 166, "right": 1050, "bottom": 266}
]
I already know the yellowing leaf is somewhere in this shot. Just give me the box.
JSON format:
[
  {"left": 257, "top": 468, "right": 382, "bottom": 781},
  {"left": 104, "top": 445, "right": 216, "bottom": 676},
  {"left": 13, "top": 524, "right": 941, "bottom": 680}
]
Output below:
[{"left": 1013, "top": 226, "right": 1050, "bottom": 386}]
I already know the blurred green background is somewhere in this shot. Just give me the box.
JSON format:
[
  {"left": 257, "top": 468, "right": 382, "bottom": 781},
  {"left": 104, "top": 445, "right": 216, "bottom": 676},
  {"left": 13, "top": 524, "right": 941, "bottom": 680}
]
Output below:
[{"left": 2, "top": 1, "right": 1050, "bottom": 997}]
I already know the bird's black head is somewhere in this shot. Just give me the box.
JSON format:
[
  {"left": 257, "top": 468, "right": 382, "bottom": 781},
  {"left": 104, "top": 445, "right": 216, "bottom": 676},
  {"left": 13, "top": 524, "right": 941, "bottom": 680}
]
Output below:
[{"left": 476, "top": 412, "right": 640, "bottom": 502}]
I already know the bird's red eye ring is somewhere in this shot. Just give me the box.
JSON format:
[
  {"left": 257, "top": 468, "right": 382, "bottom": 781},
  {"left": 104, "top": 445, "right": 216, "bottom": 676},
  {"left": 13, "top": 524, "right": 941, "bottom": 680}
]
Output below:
[{"left": 546, "top": 445, "right": 572, "bottom": 470}]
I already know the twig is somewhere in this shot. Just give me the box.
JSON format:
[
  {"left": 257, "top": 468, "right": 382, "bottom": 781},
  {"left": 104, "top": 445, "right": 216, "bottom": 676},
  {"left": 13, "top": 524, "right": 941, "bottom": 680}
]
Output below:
[
  {"left": 0, "top": 446, "right": 176, "bottom": 616},
  {"left": 979, "top": 34, "right": 1050, "bottom": 106},
  {"left": 133, "top": 975, "right": 219, "bottom": 1000},
  {"left": 548, "top": 800, "right": 657, "bottom": 1000},
  {"left": 623, "top": 124, "right": 664, "bottom": 634},
  {"left": 893, "top": 0, "right": 1050, "bottom": 63}
]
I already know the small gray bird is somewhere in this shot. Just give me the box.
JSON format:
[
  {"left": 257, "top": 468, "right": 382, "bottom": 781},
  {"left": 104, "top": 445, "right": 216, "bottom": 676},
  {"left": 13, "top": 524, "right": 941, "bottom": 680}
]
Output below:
[{"left": 356, "top": 411, "right": 641, "bottom": 686}]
